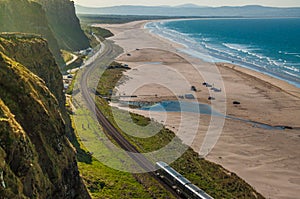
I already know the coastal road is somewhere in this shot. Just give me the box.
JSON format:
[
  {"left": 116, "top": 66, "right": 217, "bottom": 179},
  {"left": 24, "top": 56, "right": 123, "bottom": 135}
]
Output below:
[{"left": 78, "top": 36, "right": 181, "bottom": 198}]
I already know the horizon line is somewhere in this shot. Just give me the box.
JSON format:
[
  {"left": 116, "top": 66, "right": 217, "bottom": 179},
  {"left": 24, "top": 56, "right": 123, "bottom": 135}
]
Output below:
[{"left": 75, "top": 4, "right": 300, "bottom": 9}]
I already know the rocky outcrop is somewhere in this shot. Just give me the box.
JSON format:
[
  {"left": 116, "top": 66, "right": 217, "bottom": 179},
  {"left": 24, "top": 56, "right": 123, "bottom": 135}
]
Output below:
[{"left": 0, "top": 35, "right": 90, "bottom": 199}]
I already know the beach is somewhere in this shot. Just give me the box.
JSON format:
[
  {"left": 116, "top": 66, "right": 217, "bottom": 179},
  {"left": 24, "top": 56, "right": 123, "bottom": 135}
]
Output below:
[{"left": 97, "top": 20, "right": 300, "bottom": 199}]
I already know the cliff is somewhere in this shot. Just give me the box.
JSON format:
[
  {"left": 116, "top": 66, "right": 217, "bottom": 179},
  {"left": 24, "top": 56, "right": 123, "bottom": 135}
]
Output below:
[
  {"left": 0, "top": 0, "right": 90, "bottom": 67},
  {"left": 34, "top": 0, "right": 90, "bottom": 51},
  {"left": 0, "top": 0, "right": 64, "bottom": 66},
  {"left": 0, "top": 33, "right": 65, "bottom": 111},
  {"left": 0, "top": 35, "right": 90, "bottom": 198}
]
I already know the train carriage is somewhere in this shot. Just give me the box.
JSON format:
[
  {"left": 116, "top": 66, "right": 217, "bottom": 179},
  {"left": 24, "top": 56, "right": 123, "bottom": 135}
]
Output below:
[{"left": 155, "top": 161, "right": 213, "bottom": 199}]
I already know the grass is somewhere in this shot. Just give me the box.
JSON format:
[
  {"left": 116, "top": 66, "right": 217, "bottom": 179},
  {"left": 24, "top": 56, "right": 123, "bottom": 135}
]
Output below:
[
  {"left": 89, "top": 26, "right": 114, "bottom": 39},
  {"left": 82, "top": 26, "right": 114, "bottom": 48},
  {"left": 71, "top": 107, "right": 160, "bottom": 198},
  {"left": 66, "top": 72, "right": 78, "bottom": 95},
  {"left": 78, "top": 159, "right": 154, "bottom": 199},
  {"left": 70, "top": 71, "right": 174, "bottom": 198},
  {"left": 92, "top": 67, "right": 265, "bottom": 199},
  {"left": 72, "top": 107, "right": 175, "bottom": 198},
  {"left": 96, "top": 68, "right": 126, "bottom": 97},
  {"left": 62, "top": 56, "right": 84, "bottom": 74},
  {"left": 61, "top": 50, "right": 73, "bottom": 63}
]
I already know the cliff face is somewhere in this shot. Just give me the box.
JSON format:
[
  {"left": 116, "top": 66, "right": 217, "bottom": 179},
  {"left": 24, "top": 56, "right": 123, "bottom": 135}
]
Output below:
[
  {"left": 0, "top": 0, "right": 64, "bottom": 66},
  {"left": 0, "top": 35, "right": 90, "bottom": 198},
  {"left": 0, "top": 34, "right": 65, "bottom": 110},
  {"left": 0, "top": 0, "right": 90, "bottom": 67},
  {"left": 34, "top": 0, "right": 90, "bottom": 51}
]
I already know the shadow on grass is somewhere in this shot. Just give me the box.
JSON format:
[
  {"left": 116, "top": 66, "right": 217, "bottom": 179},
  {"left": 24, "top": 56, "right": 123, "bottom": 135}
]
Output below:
[{"left": 69, "top": 133, "right": 93, "bottom": 164}]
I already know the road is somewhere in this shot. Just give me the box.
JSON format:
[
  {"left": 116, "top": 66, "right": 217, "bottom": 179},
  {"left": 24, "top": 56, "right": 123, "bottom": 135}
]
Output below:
[
  {"left": 78, "top": 36, "right": 180, "bottom": 198},
  {"left": 66, "top": 52, "right": 78, "bottom": 66}
]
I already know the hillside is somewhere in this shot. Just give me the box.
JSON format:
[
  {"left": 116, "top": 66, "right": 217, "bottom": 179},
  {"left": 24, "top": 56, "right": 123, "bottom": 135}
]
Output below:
[
  {"left": 0, "top": 34, "right": 90, "bottom": 198},
  {"left": 0, "top": 0, "right": 90, "bottom": 67},
  {"left": 34, "top": 0, "right": 90, "bottom": 51},
  {"left": 0, "top": 33, "right": 64, "bottom": 108},
  {"left": 0, "top": 0, "right": 64, "bottom": 66}
]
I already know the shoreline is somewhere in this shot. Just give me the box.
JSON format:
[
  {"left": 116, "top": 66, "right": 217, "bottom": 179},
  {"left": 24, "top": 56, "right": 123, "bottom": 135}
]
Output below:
[
  {"left": 97, "top": 20, "right": 300, "bottom": 198},
  {"left": 111, "top": 18, "right": 300, "bottom": 95},
  {"left": 218, "top": 62, "right": 300, "bottom": 99},
  {"left": 144, "top": 19, "right": 300, "bottom": 89}
]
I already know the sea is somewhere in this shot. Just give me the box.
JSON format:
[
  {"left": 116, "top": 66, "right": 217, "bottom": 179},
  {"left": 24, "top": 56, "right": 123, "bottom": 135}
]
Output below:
[{"left": 145, "top": 18, "right": 300, "bottom": 88}]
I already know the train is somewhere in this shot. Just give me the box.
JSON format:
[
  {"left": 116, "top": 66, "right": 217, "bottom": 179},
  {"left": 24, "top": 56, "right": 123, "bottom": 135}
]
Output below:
[{"left": 155, "top": 161, "right": 213, "bottom": 199}]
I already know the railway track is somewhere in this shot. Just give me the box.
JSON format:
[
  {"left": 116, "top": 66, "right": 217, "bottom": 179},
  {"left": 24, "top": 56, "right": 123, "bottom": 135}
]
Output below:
[{"left": 79, "top": 38, "right": 181, "bottom": 198}]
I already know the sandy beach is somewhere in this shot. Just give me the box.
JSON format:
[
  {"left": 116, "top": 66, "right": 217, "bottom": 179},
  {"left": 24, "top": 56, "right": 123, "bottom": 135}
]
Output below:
[{"left": 97, "top": 20, "right": 300, "bottom": 199}]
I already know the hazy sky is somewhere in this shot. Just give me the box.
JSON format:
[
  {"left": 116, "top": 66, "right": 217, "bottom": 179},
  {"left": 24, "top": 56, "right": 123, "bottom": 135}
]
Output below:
[{"left": 74, "top": 0, "right": 300, "bottom": 8}]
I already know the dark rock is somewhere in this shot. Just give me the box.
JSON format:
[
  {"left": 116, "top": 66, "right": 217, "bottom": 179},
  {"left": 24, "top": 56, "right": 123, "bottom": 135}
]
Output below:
[
  {"left": 233, "top": 101, "right": 241, "bottom": 105},
  {"left": 276, "top": 126, "right": 293, "bottom": 130},
  {"left": 191, "top": 86, "right": 197, "bottom": 91}
]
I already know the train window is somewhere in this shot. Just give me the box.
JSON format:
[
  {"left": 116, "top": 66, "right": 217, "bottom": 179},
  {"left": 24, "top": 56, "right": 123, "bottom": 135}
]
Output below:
[{"left": 176, "top": 175, "right": 191, "bottom": 185}]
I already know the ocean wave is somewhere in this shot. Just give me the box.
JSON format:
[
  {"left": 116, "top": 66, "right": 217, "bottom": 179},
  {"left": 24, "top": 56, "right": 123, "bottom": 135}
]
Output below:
[
  {"left": 150, "top": 22, "right": 197, "bottom": 45},
  {"left": 223, "top": 43, "right": 252, "bottom": 52},
  {"left": 221, "top": 43, "right": 300, "bottom": 75},
  {"left": 223, "top": 43, "right": 266, "bottom": 60},
  {"left": 146, "top": 20, "right": 300, "bottom": 87},
  {"left": 278, "top": 51, "right": 300, "bottom": 55},
  {"left": 284, "top": 52, "right": 300, "bottom": 55},
  {"left": 204, "top": 44, "right": 237, "bottom": 57},
  {"left": 282, "top": 70, "right": 300, "bottom": 78},
  {"left": 282, "top": 65, "right": 300, "bottom": 73}
]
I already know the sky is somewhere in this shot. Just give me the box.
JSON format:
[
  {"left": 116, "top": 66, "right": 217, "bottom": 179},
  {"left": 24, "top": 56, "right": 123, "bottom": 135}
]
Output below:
[{"left": 74, "top": 0, "right": 300, "bottom": 8}]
